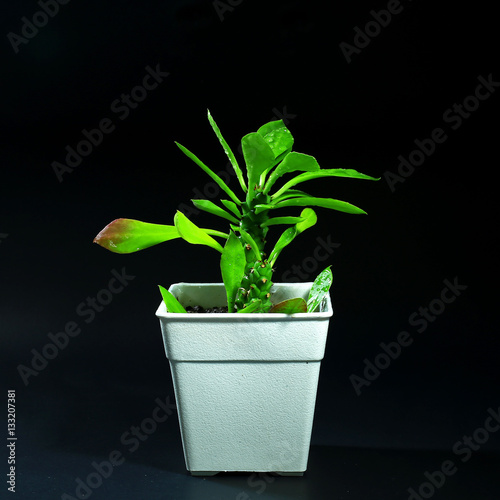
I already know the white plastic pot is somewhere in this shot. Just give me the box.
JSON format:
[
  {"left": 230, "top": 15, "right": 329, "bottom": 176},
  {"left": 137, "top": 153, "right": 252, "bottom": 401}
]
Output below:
[{"left": 156, "top": 282, "right": 333, "bottom": 476}]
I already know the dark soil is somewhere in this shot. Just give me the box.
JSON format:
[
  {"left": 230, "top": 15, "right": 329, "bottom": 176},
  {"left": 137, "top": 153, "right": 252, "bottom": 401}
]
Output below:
[{"left": 185, "top": 305, "right": 229, "bottom": 313}]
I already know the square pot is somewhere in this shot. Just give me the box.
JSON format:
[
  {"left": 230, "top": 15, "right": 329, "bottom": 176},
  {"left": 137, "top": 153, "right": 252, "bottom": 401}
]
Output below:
[{"left": 156, "top": 282, "right": 333, "bottom": 476}]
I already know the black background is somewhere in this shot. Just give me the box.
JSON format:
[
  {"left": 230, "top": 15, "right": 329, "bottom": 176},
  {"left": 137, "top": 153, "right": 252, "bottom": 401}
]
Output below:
[{"left": 1, "top": 1, "right": 499, "bottom": 499}]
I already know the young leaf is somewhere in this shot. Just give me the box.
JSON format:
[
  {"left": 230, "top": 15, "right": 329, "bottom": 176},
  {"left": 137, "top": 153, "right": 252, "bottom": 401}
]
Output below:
[
  {"left": 268, "top": 226, "right": 298, "bottom": 267},
  {"left": 175, "top": 141, "right": 241, "bottom": 205},
  {"left": 256, "top": 121, "right": 294, "bottom": 186},
  {"left": 93, "top": 218, "right": 180, "bottom": 254},
  {"left": 237, "top": 299, "right": 262, "bottom": 313},
  {"left": 269, "top": 297, "right": 307, "bottom": 314},
  {"left": 307, "top": 266, "right": 333, "bottom": 312},
  {"left": 220, "top": 231, "right": 246, "bottom": 313},
  {"left": 273, "top": 196, "right": 368, "bottom": 215},
  {"left": 174, "top": 211, "right": 224, "bottom": 253},
  {"left": 207, "top": 110, "right": 247, "bottom": 193},
  {"left": 192, "top": 199, "right": 240, "bottom": 224},
  {"left": 272, "top": 168, "right": 380, "bottom": 199},
  {"left": 221, "top": 199, "right": 242, "bottom": 218},
  {"left": 158, "top": 285, "right": 187, "bottom": 313},
  {"left": 257, "top": 120, "right": 294, "bottom": 159},
  {"left": 263, "top": 152, "right": 320, "bottom": 194},
  {"left": 241, "top": 132, "right": 275, "bottom": 198}
]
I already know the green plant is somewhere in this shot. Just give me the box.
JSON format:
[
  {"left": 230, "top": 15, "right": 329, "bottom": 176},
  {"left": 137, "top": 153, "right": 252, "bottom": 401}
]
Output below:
[{"left": 93, "top": 111, "right": 379, "bottom": 313}]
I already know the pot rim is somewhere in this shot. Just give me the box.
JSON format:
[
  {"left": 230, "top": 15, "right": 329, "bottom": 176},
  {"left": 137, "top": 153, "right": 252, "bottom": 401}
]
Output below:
[{"left": 155, "top": 282, "right": 333, "bottom": 320}]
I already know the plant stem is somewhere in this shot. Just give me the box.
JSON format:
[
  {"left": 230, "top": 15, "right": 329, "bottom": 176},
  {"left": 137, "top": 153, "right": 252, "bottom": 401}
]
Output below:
[{"left": 235, "top": 192, "right": 274, "bottom": 312}]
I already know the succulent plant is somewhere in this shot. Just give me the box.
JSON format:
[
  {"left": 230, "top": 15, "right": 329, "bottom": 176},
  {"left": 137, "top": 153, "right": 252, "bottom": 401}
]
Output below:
[{"left": 93, "top": 111, "right": 379, "bottom": 313}]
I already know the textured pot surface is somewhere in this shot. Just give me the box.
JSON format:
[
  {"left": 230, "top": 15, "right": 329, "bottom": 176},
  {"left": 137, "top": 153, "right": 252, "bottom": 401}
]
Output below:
[{"left": 156, "top": 282, "right": 333, "bottom": 475}]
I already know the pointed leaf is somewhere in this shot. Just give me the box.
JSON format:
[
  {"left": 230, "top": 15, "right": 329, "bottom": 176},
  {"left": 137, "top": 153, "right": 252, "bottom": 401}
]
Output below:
[
  {"left": 269, "top": 297, "right": 307, "bottom": 314},
  {"left": 272, "top": 168, "right": 380, "bottom": 199},
  {"left": 174, "top": 211, "right": 224, "bottom": 253},
  {"left": 93, "top": 218, "right": 180, "bottom": 254},
  {"left": 264, "top": 152, "right": 320, "bottom": 194},
  {"left": 307, "top": 267, "right": 333, "bottom": 312},
  {"left": 158, "top": 285, "right": 187, "bottom": 313},
  {"left": 241, "top": 132, "right": 275, "bottom": 196},
  {"left": 257, "top": 120, "right": 294, "bottom": 159},
  {"left": 175, "top": 141, "right": 241, "bottom": 205},
  {"left": 192, "top": 199, "right": 239, "bottom": 224},
  {"left": 273, "top": 197, "right": 367, "bottom": 215},
  {"left": 221, "top": 231, "right": 246, "bottom": 313},
  {"left": 207, "top": 110, "right": 247, "bottom": 193},
  {"left": 221, "top": 199, "right": 242, "bottom": 218}
]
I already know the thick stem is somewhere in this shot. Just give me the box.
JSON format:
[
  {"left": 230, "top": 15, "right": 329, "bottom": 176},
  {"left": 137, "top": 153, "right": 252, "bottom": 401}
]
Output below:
[
  {"left": 235, "top": 192, "right": 274, "bottom": 312},
  {"left": 234, "top": 259, "right": 274, "bottom": 312}
]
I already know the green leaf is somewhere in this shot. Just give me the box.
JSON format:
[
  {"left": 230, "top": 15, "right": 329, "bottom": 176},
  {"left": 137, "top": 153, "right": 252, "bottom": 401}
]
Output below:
[
  {"left": 220, "top": 231, "right": 246, "bottom": 313},
  {"left": 174, "top": 211, "right": 224, "bottom": 253},
  {"left": 272, "top": 168, "right": 380, "bottom": 199},
  {"left": 241, "top": 132, "right": 275, "bottom": 198},
  {"left": 221, "top": 199, "right": 242, "bottom": 218},
  {"left": 273, "top": 196, "right": 367, "bottom": 215},
  {"left": 265, "top": 209, "right": 317, "bottom": 267},
  {"left": 307, "top": 266, "right": 333, "bottom": 312},
  {"left": 264, "top": 152, "right": 320, "bottom": 194},
  {"left": 269, "top": 297, "right": 307, "bottom": 314},
  {"left": 237, "top": 299, "right": 262, "bottom": 313},
  {"left": 93, "top": 218, "right": 180, "bottom": 254},
  {"left": 203, "top": 228, "right": 230, "bottom": 239},
  {"left": 207, "top": 110, "right": 247, "bottom": 193},
  {"left": 175, "top": 141, "right": 241, "bottom": 205},
  {"left": 270, "top": 189, "right": 310, "bottom": 204},
  {"left": 256, "top": 121, "right": 294, "bottom": 186},
  {"left": 268, "top": 226, "right": 298, "bottom": 267},
  {"left": 296, "top": 208, "right": 317, "bottom": 234},
  {"left": 260, "top": 216, "right": 306, "bottom": 228},
  {"left": 158, "top": 285, "right": 187, "bottom": 313},
  {"left": 253, "top": 203, "right": 275, "bottom": 215},
  {"left": 192, "top": 199, "right": 239, "bottom": 224},
  {"left": 257, "top": 120, "right": 294, "bottom": 159}
]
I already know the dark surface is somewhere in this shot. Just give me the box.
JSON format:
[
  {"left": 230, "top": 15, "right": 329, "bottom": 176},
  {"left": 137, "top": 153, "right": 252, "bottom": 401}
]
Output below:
[
  {"left": 12, "top": 381, "right": 500, "bottom": 499},
  {"left": 1, "top": 1, "right": 499, "bottom": 499}
]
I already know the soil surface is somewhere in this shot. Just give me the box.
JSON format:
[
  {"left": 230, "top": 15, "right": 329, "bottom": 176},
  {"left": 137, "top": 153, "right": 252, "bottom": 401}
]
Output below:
[{"left": 185, "top": 305, "right": 229, "bottom": 313}]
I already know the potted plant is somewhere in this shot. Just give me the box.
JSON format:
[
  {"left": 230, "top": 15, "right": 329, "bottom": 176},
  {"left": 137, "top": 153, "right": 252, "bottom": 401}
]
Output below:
[{"left": 93, "top": 111, "right": 378, "bottom": 475}]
